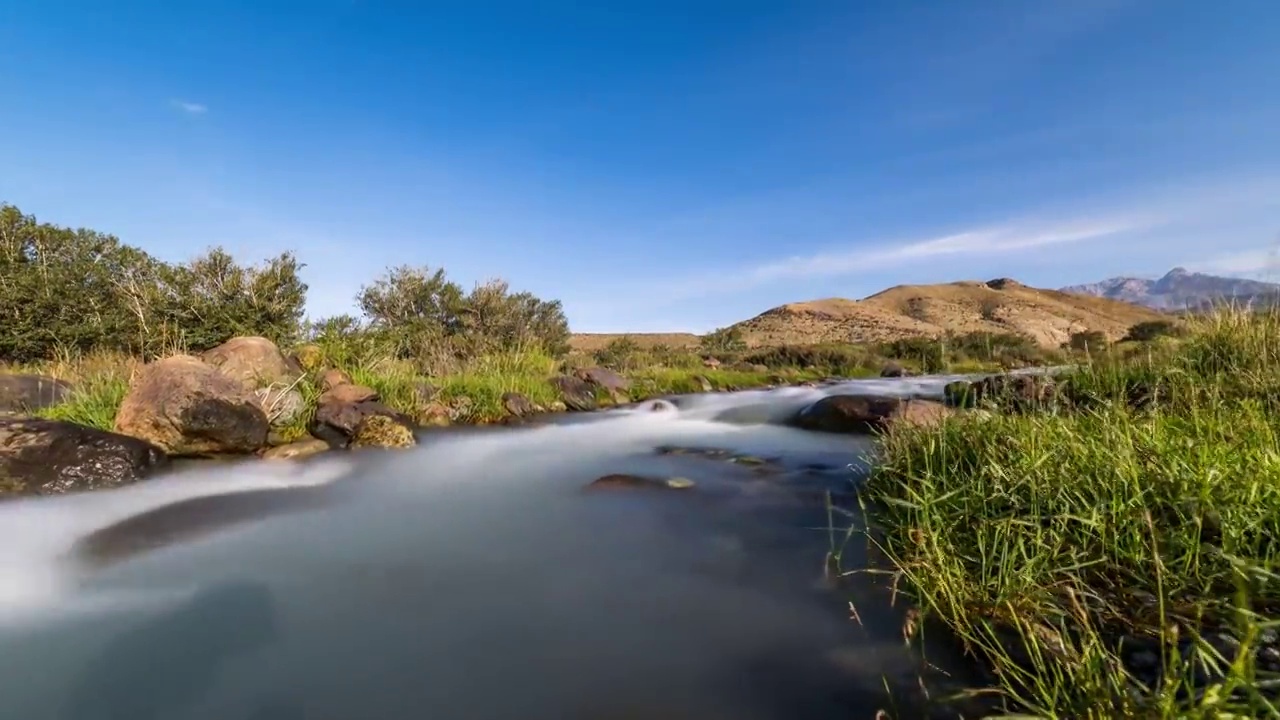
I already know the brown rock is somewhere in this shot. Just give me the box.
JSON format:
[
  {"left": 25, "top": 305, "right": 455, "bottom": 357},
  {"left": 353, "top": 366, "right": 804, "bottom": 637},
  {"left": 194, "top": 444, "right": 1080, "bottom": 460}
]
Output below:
[
  {"left": 702, "top": 357, "right": 722, "bottom": 369},
  {"left": 0, "top": 374, "right": 73, "bottom": 414},
  {"left": 791, "top": 394, "right": 953, "bottom": 434},
  {"left": 351, "top": 414, "right": 417, "bottom": 449},
  {"left": 0, "top": 417, "right": 169, "bottom": 496},
  {"left": 550, "top": 375, "right": 597, "bottom": 412},
  {"left": 944, "top": 374, "right": 1057, "bottom": 410},
  {"left": 309, "top": 400, "right": 415, "bottom": 448},
  {"left": 319, "top": 369, "right": 353, "bottom": 392},
  {"left": 573, "top": 366, "right": 631, "bottom": 393},
  {"left": 199, "top": 336, "right": 297, "bottom": 388},
  {"left": 262, "top": 438, "right": 331, "bottom": 461},
  {"left": 113, "top": 355, "right": 270, "bottom": 456},
  {"left": 418, "top": 402, "right": 452, "bottom": 427},
  {"left": 501, "top": 392, "right": 539, "bottom": 418},
  {"left": 880, "top": 362, "right": 911, "bottom": 378},
  {"left": 318, "top": 383, "right": 378, "bottom": 406}
]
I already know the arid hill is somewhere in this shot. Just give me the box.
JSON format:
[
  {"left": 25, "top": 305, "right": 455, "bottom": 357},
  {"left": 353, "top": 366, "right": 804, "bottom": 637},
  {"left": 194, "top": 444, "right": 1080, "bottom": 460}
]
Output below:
[
  {"left": 728, "top": 278, "right": 1168, "bottom": 348},
  {"left": 568, "top": 332, "right": 700, "bottom": 352}
]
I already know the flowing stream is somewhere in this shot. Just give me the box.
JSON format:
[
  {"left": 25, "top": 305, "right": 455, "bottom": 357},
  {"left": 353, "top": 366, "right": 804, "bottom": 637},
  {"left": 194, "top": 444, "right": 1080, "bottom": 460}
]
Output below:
[{"left": 0, "top": 374, "right": 992, "bottom": 720}]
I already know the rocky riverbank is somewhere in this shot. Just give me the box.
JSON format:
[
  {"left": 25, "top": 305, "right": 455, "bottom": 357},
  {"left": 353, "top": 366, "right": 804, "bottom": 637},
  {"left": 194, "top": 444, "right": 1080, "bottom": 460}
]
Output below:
[{"left": 1, "top": 334, "right": 1003, "bottom": 498}]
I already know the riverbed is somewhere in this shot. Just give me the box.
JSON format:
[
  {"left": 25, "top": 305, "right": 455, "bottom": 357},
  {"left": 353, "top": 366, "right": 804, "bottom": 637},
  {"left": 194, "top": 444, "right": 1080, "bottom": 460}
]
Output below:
[{"left": 0, "top": 373, "right": 990, "bottom": 720}]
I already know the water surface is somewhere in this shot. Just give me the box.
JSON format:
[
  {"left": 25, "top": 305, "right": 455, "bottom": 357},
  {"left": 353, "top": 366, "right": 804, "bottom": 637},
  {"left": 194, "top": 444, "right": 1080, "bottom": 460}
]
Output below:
[{"left": 0, "top": 374, "right": 990, "bottom": 720}]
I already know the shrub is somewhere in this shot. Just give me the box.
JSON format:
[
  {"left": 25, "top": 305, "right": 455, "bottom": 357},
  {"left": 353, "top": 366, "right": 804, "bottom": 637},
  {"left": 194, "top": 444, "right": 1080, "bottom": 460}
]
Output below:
[
  {"left": 699, "top": 325, "right": 746, "bottom": 354},
  {"left": 1122, "top": 319, "right": 1183, "bottom": 343},
  {"left": 0, "top": 203, "right": 307, "bottom": 362},
  {"left": 356, "top": 266, "right": 569, "bottom": 373},
  {"left": 1065, "top": 329, "right": 1108, "bottom": 352}
]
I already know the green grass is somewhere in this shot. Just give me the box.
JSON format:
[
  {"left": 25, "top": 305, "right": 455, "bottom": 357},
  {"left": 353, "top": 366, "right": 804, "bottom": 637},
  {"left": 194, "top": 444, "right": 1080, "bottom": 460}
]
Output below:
[{"left": 851, "top": 308, "right": 1280, "bottom": 718}]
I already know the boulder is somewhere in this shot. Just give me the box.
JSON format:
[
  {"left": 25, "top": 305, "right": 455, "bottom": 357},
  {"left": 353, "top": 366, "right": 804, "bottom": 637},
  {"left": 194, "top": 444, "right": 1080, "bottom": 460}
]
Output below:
[
  {"left": 880, "top": 363, "right": 911, "bottom": 378},
  {"left": 309, "top": 399, "right": 415, "bottom": 448},
  {"left": 199, "top": 336, "right": 297, "bottom": 388},
  {"left": 0, "top": 417, "right": 169, "bottom": 496},
  {"left": 418, "top": 402, "right": 453, "bottom": 427},
  {"left": 702, "top": 357, "right": 722, "bottom": 369},
  {"left": 0, "top": 374, "right": 73, "bottom": 414},
  {"left": 351, "top": 415, "right": 417, "bottom": 449},
  {"left": 573, "top": 366, "right": 631, "bottom": 402},
  {"left": 693, "top": 375, "right": 714, "bottom": 393},
  {"left": 501, "top": 392, "right": 539, "bottom": 418},
  {"left": 318, "top": 383, "right": 378, "bottom": 406},
  {"left": 292, "top": 344, "right": 324, "bottom": 372},
  {"left": 944, "top": 374, "right": 1057, "bottom": 410},
  {"left": 254, "top": 386, "right": 305, "bottom": 429},
  {"left": 791, "top": 395, "right": 953, "bottom": 435},
  {"left": 550, "top": 375, "right": 597, "bottom": 412},
  {"left": 114, "top": 355, "right": 270, "bottom": 456},
  {"left": 262, "top": 438, "right": 331, "bottom": 461},
  {"left": 319, "top": 369, "right": 353, "bottom": 392},
  {"left": 573, "top": 366, "right": 631, "bottom": 393}
]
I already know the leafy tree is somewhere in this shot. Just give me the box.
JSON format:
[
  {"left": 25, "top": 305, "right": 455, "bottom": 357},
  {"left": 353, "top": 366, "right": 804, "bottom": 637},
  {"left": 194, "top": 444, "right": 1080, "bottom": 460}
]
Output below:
[
  {"left": 1066, "top": 330, "right": 1109, "bottom": 352},
  {"left": 699, "top": 325, "right": 746, "bottom": 354},
  {"left": 0, "top": 203, "right": 308, "bottom": 362},
  {"left": 356, "top": 265, "right": 570, "bottom": 366},
  {"left": 1123, "top": 320, "right": 1183, "bottom": 343}
]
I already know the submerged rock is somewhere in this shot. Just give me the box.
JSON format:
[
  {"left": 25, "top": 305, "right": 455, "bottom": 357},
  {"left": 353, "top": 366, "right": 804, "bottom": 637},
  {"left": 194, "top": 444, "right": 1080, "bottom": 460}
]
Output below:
[
  {"left": 0, "top": 417, "right": 169, "bottom": 496},
  {"left": 791, "top": 395, "right": 952, "bottom": 434},
  {"left": 113, "top": 355, "right": 270, "bottom": 456},
  {"left": 0, "top": 374, "right": 73, "bottom": 414},
  {"left": 70, "top": 486, "right": 331, "bottom": 567},
  {"left": 584, "top": 473, "right": 697, "bottom": 492},
  {"left": 261, "top": 438, "right": 331, "bottom": 461}
]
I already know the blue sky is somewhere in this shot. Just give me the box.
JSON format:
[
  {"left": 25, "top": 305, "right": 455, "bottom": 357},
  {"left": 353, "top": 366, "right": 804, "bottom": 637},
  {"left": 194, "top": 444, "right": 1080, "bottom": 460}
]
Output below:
[{"left": 2, "top": 0, "right": 1278, "bottom": 332}]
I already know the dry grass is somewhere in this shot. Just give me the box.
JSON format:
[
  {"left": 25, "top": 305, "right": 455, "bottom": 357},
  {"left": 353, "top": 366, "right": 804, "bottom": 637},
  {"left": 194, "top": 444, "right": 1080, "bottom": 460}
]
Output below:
[{"left": 568, "top": 332, "right": 701, "bottom": 352}]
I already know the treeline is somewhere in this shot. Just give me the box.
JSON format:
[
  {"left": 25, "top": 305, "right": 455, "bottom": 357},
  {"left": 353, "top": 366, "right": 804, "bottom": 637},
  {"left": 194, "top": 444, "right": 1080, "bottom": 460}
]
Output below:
[{"left": 0, "top": 203, "right": 569, "bottom": 367}]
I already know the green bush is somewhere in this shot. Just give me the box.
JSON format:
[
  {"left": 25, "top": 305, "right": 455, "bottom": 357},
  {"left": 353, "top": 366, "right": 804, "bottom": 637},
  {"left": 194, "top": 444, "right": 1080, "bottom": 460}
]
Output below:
[{"left": 0, "top": 203, "right": 306, "bottom": 362}]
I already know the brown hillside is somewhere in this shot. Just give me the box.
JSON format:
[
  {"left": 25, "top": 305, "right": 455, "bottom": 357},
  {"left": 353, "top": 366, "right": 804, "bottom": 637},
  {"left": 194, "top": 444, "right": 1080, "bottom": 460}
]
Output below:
[
  {"left": 568, "top": 332, "right": 700, "bottom": 352},
  {"left": 730, "top": 278, "right": 1168, "bottom": 348}
]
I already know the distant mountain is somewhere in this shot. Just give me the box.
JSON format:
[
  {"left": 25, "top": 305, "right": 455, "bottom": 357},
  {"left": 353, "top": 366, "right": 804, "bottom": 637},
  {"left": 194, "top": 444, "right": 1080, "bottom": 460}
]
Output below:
[{"left": 1061, "top": 267, "right": 1280, "bottom": 311}]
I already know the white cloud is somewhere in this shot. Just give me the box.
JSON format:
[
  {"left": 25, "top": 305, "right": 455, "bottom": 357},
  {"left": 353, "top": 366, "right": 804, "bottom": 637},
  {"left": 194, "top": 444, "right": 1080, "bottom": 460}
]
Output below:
[
  {"left": 171, "top": 100, "right": 208, "bottom": 115},
  {"left": 1187, "top": 246, "right": 1280, "bottom": 277},
  {"left": 667, "top": 215, "right": 1148, "bottom": 300}
]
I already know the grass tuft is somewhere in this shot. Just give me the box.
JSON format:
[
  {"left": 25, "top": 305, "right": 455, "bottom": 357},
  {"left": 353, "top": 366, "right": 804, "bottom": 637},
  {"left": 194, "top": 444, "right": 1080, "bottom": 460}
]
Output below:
[{"left": 854, "top": 307, "right": 1280, "bottom": 718}]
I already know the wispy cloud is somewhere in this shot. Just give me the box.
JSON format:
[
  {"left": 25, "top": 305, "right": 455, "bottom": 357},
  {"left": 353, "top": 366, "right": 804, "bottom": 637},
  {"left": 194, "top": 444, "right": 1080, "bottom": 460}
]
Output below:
[
  {"left": 170, "top": 99, "right": 208, "bottom": 115},
  {"left": 1187, "top": 245, "right": 1280, "bottom": 277},
  {"left": 663, "top": 215, "right": 1149, "bottom": 300}
]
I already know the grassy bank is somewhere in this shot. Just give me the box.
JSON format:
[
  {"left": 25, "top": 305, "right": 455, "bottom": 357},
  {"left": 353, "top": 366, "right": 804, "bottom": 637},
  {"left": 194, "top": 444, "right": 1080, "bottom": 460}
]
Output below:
[
  {"left": 1, "top": 328, "right": 1071, "bottom": 436},
  {"left": 856, "top": 309, "right": 1280, "bottom": 717}
]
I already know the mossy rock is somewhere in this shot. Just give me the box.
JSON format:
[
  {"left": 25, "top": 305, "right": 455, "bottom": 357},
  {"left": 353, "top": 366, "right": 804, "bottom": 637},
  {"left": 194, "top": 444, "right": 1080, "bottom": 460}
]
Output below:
[{"left": 351, "top": 414, "right": 417, "bottom": 449}]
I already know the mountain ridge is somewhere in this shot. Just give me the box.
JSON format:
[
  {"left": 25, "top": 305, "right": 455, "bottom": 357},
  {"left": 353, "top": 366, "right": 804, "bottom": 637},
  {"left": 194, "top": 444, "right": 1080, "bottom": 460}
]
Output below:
[{"left": 1060, "top": 267, "right": 1280, "bottom": 310}]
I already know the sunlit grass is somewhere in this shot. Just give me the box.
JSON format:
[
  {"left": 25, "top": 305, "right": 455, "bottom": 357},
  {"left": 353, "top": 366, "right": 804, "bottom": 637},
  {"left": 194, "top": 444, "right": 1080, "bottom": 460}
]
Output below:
[{"left": 852, "top": 307, "right": 1280, "bottom": 717}]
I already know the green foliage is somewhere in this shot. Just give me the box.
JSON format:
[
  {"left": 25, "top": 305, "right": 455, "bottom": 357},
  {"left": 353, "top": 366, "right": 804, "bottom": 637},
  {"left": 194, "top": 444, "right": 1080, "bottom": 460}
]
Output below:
[
  {"left": 1123, "top": 319, "right": 1184, "bottom": 343},
  {"left": 356, "top": 266, "right": 570, "bottom": 373},
  {"left": 880, "top": 335, "right": 948, "bottom": 373},
  {"left": 592, "top": 335, "right": 642, "bottom": 370},
  {"left": 1066, "top": 329, "right": 1108, "bottom": 352},
  {"left": 0, "top": 203, "right": 307, "bottom": 362},
  {"left": 855, "top": 308, "right": 1280, "bottom": 717},
  {"left": 698, "top": 325, "right": 746, "bottom": 354}
]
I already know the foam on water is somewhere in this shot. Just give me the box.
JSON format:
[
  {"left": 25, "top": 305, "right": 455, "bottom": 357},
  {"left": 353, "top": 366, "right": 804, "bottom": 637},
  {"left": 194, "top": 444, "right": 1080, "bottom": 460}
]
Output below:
[
  {"left": 0, "top": 376, "right": 1006, "bottom": 718},
  {"left": 0, "top": 455, "right": 355, "bottom": 623}
]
